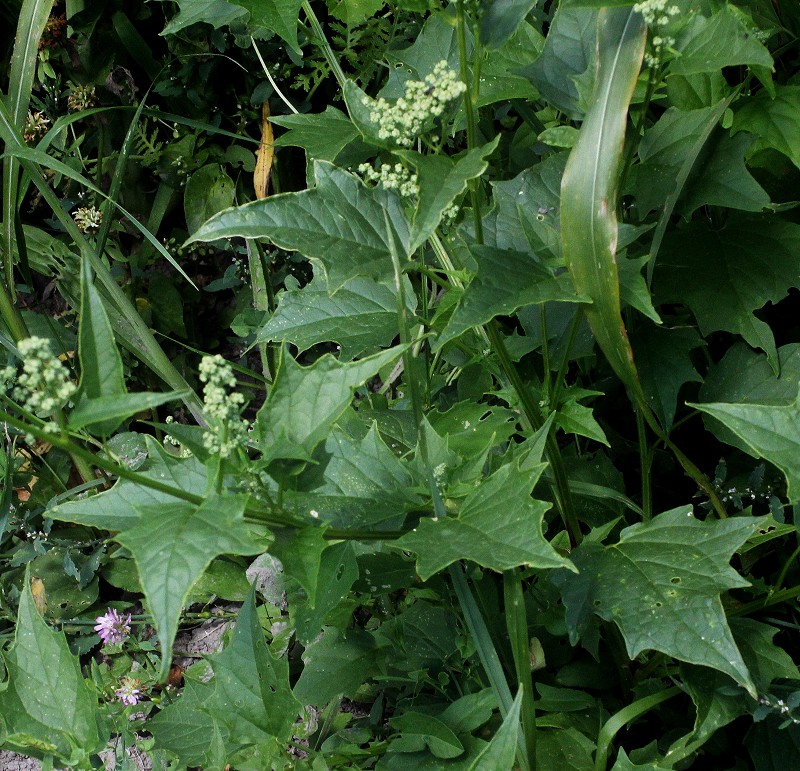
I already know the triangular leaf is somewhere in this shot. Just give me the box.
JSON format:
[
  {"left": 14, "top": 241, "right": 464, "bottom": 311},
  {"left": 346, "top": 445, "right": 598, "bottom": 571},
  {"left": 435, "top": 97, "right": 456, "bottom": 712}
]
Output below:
[
  {"left": 188, "top": 162, "right": 411, "bottom": 290},
  {"left": 398, "top": 460, "right": 575, "bottom": 580},
  {"left": 117, "top": 495, "right": 261, "bottom": 679},
  {"left": 556, "top": 506, "right": 761, "bottom": 696}
]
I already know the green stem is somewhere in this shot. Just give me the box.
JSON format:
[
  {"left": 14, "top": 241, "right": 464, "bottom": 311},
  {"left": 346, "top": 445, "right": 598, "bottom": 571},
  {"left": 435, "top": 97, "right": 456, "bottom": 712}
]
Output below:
[
  {"left": 0, "top": 276, "right": 28, "bottom": 342},
  {"left": 302, "top": 0, "right": 347, "bottom": 90},
  {"left": 730, "top": 584, "right": 800, "bottom": 617},
  {"left": 504, "top": 570, "right": 537, "bottom": 771},
  {"left": 773, "top": 540, "right": 800, "bottom": 594},
  {"left": 636, "top": 407, "right": 652, "bottom": 520},
  {"left": 595, "top": 687, "right": 681, "bottom": 771}
]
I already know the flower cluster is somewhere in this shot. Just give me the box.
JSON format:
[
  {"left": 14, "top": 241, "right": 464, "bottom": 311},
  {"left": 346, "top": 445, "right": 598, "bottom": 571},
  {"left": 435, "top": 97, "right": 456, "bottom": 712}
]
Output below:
[
  {"left": 74, "top": 205, "right": 103, "bottom": 233},
  {"left": 358, "top": 162, "right": 420, "bottom": 199},
  {"left": 365, "top": 60, "right": 466, "bottom": 147},
  {"left": 8, "top": 336, "right": 76, "bottom": 419},
  {"left": 115, "top": 676, "right": 142, "bottom": 706},
  {"left": 94, "top": 608, "right": 132, "bottom": 645},
  {"left": 634, "top": 0, "right": 680, "bottom": 67},
  {"left": 23, "top": 111, "right": 50, "bottom": 144},
  {"left": 68, "top": 84, "right": 98, "bottom": 112},
  {"left": 199, "top": 355, "right": 249, "bottom": 458}
]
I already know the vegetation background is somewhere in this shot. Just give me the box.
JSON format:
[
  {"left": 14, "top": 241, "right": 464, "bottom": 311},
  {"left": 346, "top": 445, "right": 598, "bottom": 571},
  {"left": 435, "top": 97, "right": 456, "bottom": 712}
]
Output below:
[{"left": 2, "top": 0, "right": 800, "bottom": 768}]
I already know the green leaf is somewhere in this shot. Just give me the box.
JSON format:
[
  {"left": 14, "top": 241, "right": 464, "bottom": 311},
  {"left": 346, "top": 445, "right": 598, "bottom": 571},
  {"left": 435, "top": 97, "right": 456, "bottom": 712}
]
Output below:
[
  {"left": 390, "top": 712, "right": 465, "bottom": 759},
  {"left": 0, "top": 571, "right": 105, "bottom": 765},
  {"left": 671, "top": 6, "right": 773, "bottom": 75},
  {"left": 560, "top": 7, "right": 647, "bottom": 399},
  {"left": 399, "top": 138, "right": 500, "bottom": 253},
  {"left": 477, "top": 20, "right": 543, "bottom": 106},
  {"left": 231, "top": 0, "right": 303, "bottom": 53},
  {"left": 201, "top": 587, "right": 301, "bottom": 744},
  {"left": 630, "top": 323, "right": 703, "bottom": 430},
  {"left": 690, "top": 390, "right": 800, "bottom": 504},
  {"left": 470, "top": 690, "right": 522, "bottom": 770},
  {"left": 73, "top": 256, "right": 126, "bottom": 434},
  {"left": 732, "top": 617, "right": 800, "bottom": 692},
  {"left": 434, "top": 246, "right": 584, "bottom": 351},
  {"left": 188, "top": 162, "right": 411, "bottom": 290},
  {"left": 256, "top": 345, "right": 406, "bottom": 462},
  {"left": 488, "top": 152, "right": 566, "bottom": 258},
  {"left": 149, "top": 676, "right": 220, "bottom": 766},
  {"left": 698, "top": 342, "right": 800, "bottom": 454},
  {"left": 184, "top": 164, "right": 236, "bottom": 236},
  {"left": 733, "top": 85, "right": 800, "bottom": 171},
  {"left": 555, "top": 399, "right": 609, "bottom": 446},
  {"left": 258, "top": 273, "right": 413, "bottom": 360},
  {"left": 328, "top": 0, "right": 384, "bottom": 25},
  {"left": 293, "top": 541, "right": 359, "bottom": 645},
  {"left": 49, "top": 437, "right": 208, "bottom": 531},
  {"left": 271, "top": 107, "right": 360, "bottom": 162},
  {"left": 398, "top": 459, "right": 575, "bottom": 581},
  {"left": 518, "top": 6, "right": 597, "bottom": 119},
  {"left": 116, "top": 494, "right": 261, "bottom": 679},
  {"left": 293, "top": 627, "right": 382, "bottom": 706},
  {"left": 655, "top": 219, "right": 800, "bottom": 372},
  {"left": 269, "top": 526, "right": 328, "bottom": 604},
  {"left": 161, "top": 0, "right": 247, "bottom": 35},
  {"left": 617, "top": 254, "right": 661, "bottom": 324},
  {"left": 480, "top": 0, "right": 536, "bottom": 49},
  {"left": 680, "top": 132, "right": 770, "bottom": 215},
  {"left": 67, "top": 391, "right": 186, "bottom": 432},
  {"left": 556, "top": 506, "right": 760, "bottom": 696}
]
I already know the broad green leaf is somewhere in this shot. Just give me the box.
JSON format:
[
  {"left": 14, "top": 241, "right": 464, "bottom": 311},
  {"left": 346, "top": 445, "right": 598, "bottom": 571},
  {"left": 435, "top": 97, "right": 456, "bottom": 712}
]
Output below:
[
  {"left": 399, "top": 138, "right": 500, "bottom": 252},
  {"left": 149, "top": 676, "right": 220, "bottom": 766},
  {"left": 488, "top": 152, "right": 567, "bottom": 258},
  {"left": 328, "top": 0, "right": 384, "bottom": 25},
  {"left": 271, "top": 107, "right": 360, "bottom": 162},
  {"left": 518, "top": 6, "right": 597, "bottom": 119},
  {"left": 470, "top": 690, "right": 522, "bottom": 770},
  {"left": 671, "top": 6, "right": 773, "bottom": 75},
  {"left": 257, "top": 273, "right": 413, "bottom": 360},
  {"left": 0, "top": 572, "right": 105, "bottom": 765},
  {"left": 269, "top": 526, "right": 328, "bottom": 604},
  {"left": 293, "top": 541, "right": 359, "bottom": 645},
  {"left": 535, "top": 727, "right": 596, "bottom": 771},
  {"left": 480, "top": 0, "right": 536, "bottom": 49},
  {"left": 555, "top": 399, "right": 609, "bottom": 446},
  {"left": 161, "top": 0, "right": 247, "bottom": 35},
  {"left": 556, "top": 506, "right": 761, "bottom": 695},
  {"left": 630, "top": 324, "right": 703, "bottom": 430},
  {"left": 322, "top": 425, "right": 421, "bottom": 505},
  {"left": 389, "top": 712, "right": 464, "bottom": 759},
  {"left": 633, "top": 104, "right": 728, "bottom": 216},
  {"left": 117, "top": 495, "right": 261, "bottom": 679},
  {"left": 434, "top": 246, "right": 584, "bottom": 351},
  {"left": 733, "top": 85, "right": 800, "bottom": 171},
  {"left": 732, "top": 617, "right": 800, "bottom": 692},
  {"left": 187, "top": 162, "right": 411, "bottom": 290},
  {"left": 184, "top": 163, "right": 236, "bottom": 235},
  {"left": 611, "top": 749, "right": 672, "bottom": 771},
  {"left": 255, "top": 345, "right": 406, "bottom": 461},
  {"left": 438, "top": 690, "right": 496, "bottom": 734},
  {"left": 200, "top": 587, "right": 301, "bottom": 744},
  {"left": 560, "top": 7, "right": 647, "bottom": 400},
  {"left": 67, "top": 391, "right": 186, "bottom": 432},
  {"left": 293, "top": 627, "right": 383, "bottom": 706},
  {"left": 232, "top": 0, "right": 304, "bottom": 53},
  {"left": 428, "top": 401, "right": 517, "bottom": 458},
  {"left": 745, "top": 720, "right": 800, "bottom": 771},
  {"left": 476, "top": 20, "right": 543, "bottom": 106},
  {"left": 698, "top": 343, "right": 800, "bottom": 453},
  {"left": 680, "top": 132, "right": 770, "bottom": 215},
  {"left": 690, "top": 390, "right": 800, "bottom": 504},
  {"left": 398, "top": 459, "right": 575, "bottom": 581},
  {"left": 655, "top": 220, "right": 800, "bottom": 372},
  {"left": 48, "top": 437, "right": 208, "bottom": 531},
  {"left": 667, "top": 71, "right": 731, "bottom": 111},
  {"left": 538, "top": 125, "right": 580, "bottom": 149}
]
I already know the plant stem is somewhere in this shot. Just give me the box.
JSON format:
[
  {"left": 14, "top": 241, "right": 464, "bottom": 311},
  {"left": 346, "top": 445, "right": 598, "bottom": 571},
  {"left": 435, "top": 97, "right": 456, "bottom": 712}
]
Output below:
[
  {"left": 302, "top": 0, "right": 347, "bottom": 90},
  {"left": 636, "top": 407, "right": 652, "bottom": 520},
  {"left": 0, "top": 277, "right": 28, "bottom": 342},
  {"left": 504, "top": 570, "right": 537, "bottom": 771}
]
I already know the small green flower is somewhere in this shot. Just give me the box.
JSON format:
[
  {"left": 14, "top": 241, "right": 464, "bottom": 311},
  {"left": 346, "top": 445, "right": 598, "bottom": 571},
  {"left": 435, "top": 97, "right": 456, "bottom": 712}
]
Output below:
[
  {"left": 11, "top": 336, "right": 76, "bottom": 421},
  {"left": 74, "top": 205, "right": 103, "bottom": 233},
  {"left": 199, "top": 355, "right": 249, "bottom": 458}
]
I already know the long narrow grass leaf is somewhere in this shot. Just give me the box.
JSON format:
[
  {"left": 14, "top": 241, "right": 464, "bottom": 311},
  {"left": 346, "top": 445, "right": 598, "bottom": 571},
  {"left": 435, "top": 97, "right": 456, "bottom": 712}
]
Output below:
[{"left": 561, "top": 8, "right": 647, "bottom": 400}]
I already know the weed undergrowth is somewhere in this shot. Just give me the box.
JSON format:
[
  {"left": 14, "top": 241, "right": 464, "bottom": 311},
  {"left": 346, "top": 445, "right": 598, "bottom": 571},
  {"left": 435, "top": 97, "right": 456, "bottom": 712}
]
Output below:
[{"left": 2, "top": 0, "right": 800, "bottom": 768}]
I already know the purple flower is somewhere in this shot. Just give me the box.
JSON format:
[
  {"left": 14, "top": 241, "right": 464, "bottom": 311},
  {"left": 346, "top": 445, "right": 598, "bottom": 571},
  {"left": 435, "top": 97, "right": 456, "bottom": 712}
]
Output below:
[
  {"left": 94, "top": 608, "right": 131, "bottom": 645},
  {"left": 115, "top": 677, "right": 141, "bottom": 706}
]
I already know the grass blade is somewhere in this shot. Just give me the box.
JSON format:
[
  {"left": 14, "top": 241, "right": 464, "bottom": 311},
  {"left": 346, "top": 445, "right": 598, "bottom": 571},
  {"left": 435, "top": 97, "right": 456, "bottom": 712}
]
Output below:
[{"left": 560, "top": 7, "right": 647, "bottom": 400}]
